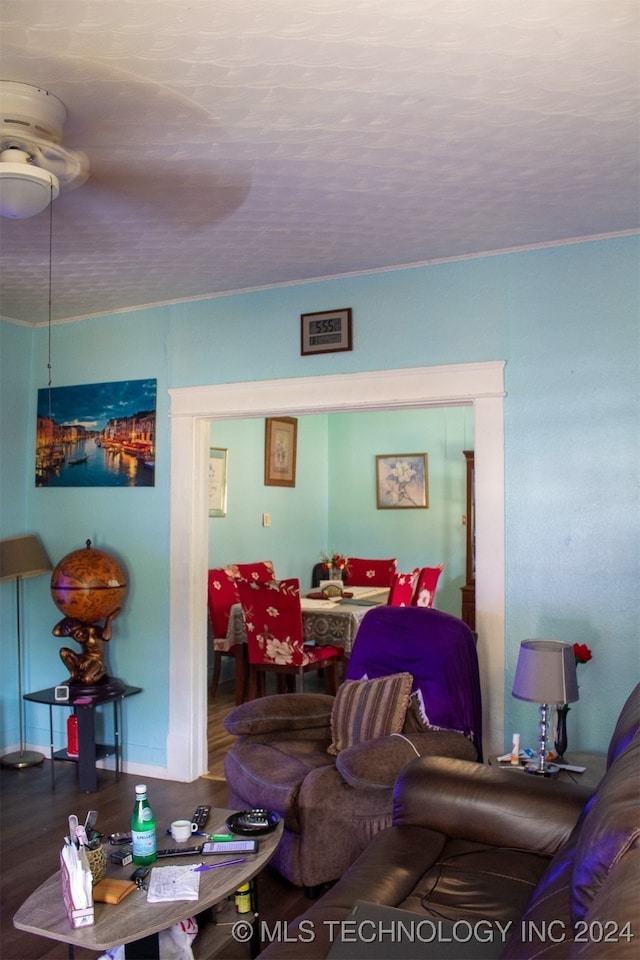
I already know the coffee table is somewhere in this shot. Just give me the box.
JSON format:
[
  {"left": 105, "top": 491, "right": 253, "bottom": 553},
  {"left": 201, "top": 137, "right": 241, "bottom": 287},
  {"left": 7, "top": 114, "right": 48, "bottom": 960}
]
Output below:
[{"left": 14, "top": 808, "right": 283, "bottom": 959}]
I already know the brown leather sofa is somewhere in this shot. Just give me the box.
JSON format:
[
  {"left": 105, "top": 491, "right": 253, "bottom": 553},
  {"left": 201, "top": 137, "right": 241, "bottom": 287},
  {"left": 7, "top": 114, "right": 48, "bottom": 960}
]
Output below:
[{"left": 259, "top": 682, "right": 639, "bottom": 959}]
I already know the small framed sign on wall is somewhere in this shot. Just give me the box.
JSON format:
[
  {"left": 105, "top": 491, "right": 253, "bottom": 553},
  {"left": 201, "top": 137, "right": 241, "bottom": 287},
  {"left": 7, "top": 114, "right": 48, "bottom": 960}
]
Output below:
[
  {"left": 265, "top": 417, "right": 298, "bottom": 487},
  {"left": 301, "top": 308, "right": 352, "bottom": 356}
]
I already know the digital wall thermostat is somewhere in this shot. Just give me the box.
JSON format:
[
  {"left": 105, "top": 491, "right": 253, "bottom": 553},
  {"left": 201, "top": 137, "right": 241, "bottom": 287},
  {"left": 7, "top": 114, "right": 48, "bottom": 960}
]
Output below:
[
  {"left": 54, "top": 685, "right": 70, "bottom": 701},
  {"left": 301, "top": 308, "right": 353, "bottom": 356}
]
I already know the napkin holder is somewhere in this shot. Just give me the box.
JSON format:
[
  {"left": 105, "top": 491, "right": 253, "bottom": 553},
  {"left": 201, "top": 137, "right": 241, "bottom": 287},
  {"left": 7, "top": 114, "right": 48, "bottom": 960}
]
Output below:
[
  {"left": 319, "top": 580, "right": 343, "bottom": 598},
  {"left": 60, "top": 846, "right": 94, "bottom": 928}
]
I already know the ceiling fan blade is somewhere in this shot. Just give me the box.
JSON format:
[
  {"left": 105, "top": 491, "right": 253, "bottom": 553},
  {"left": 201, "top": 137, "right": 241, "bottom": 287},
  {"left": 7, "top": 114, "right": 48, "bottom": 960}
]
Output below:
[{"left": 75, "top": 157, "right": 252, "bottom": 232}]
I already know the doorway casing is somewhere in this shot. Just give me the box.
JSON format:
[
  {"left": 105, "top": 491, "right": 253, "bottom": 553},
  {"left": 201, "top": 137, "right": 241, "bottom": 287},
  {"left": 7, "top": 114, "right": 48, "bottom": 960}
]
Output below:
[{"left": 168, "top": 361, "right": 505, "bottom": 780}]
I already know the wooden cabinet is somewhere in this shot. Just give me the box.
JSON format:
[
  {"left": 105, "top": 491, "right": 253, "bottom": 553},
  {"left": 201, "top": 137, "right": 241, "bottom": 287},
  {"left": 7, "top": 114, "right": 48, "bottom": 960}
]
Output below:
[{"left": 461, "top": 450, "right": 475, "bottom": 630}]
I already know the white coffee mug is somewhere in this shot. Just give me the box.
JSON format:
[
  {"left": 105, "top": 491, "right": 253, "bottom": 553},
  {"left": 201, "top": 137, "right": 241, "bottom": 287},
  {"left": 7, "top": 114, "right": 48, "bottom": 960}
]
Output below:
[{"left": 170, "top": 819, "right": 197, "bottom": 842}]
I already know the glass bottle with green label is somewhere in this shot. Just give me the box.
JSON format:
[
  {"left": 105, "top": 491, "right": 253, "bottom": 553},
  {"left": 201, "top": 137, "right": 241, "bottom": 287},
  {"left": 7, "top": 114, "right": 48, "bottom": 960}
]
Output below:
[{"left": 131, "top": 783, "right": 157, "bottom": 865}]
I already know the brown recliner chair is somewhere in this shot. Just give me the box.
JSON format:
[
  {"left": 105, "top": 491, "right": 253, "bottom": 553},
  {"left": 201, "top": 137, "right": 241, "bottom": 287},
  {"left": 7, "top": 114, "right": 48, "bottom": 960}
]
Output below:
[{"left": 223, "top": 606, "right": 482, "bottom": 892}]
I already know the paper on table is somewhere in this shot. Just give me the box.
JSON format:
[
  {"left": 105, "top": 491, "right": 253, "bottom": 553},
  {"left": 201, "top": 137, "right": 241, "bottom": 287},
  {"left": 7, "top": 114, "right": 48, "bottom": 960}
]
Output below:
[
  {"left": 300, "top": 598, "right": 340, "bottom": 610},
  {"left": 346, "top": 587, "right": 387, "bottom": 600},
  {"left": 146, "top": 864, "right": 201, "bottom": 902}
]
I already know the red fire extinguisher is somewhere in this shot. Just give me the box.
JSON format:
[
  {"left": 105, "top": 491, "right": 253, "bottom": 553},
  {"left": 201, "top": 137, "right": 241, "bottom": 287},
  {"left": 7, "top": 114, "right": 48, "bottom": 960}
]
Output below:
[{"left": 67, "top": 714, "right": 79, "bottom": 757}]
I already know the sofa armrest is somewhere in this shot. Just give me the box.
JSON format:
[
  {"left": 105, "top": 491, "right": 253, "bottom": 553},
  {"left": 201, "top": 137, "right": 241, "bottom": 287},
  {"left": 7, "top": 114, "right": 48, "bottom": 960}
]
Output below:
[
  {"left": 336, "top": 729, "right": 477, "bottom": 789},
  {"left": 223, "top": 693, "right": 334, "bottom": 737},
  {"left": 394, "top": 756, "right": 593, "bottom": 855}
]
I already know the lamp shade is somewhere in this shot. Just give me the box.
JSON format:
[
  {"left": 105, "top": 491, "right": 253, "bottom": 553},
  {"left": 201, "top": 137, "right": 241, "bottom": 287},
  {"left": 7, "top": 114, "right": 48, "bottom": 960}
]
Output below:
[
  {"left": 512, "top": 639, "right": 579, "bottom": 705},
  {"left": 0, "top": 535, "right": 52, "bottom": 582}
]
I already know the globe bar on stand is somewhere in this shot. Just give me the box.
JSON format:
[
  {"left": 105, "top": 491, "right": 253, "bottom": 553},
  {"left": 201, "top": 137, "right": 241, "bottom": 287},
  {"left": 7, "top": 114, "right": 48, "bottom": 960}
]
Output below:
[{"left": 51, "top": 540, "right": 128, "bottom": 696}]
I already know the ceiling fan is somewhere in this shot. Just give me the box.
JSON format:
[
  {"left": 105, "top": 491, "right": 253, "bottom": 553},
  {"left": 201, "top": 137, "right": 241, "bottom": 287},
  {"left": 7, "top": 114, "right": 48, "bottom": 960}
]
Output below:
[
  {"left": 0, "top": 74, "right": 251, "bottom": 229},
  {"left": 0, "top": 81, "right": 89, "bottom": 218}
]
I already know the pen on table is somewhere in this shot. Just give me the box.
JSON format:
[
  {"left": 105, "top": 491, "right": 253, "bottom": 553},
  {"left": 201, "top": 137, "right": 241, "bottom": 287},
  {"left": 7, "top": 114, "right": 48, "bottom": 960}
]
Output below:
[
  {"left": 194, "top": 858, "right": 246, "bottom": 872},
  {"left": 209, "top": 833, "right": 234, "bottom": 840}
]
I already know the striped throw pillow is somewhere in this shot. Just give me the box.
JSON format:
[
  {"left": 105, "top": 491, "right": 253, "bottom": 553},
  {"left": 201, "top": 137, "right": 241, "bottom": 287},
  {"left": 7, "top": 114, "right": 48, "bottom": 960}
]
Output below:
[{"left": 327, "top": 672, "right": 413, "bottom": 755}]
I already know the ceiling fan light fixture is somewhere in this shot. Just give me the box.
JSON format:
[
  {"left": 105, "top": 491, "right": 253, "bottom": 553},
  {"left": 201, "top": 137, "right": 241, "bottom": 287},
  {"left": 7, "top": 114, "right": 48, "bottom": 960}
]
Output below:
[{"left": 0, "top": 149, "right": 59, "bottom": 218}]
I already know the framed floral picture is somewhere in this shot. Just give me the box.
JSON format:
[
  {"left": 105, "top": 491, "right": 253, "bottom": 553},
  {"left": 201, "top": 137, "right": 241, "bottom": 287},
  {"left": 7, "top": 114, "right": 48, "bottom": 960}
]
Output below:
[
  {"left": 265, "top": 417, "right": 297, "bottom": 487},
  {"left": 208, "top": 447, "right": 228, "bottom": 517},
  {"left": 376, "top": 454, "right": 428, "bottom": 509}
]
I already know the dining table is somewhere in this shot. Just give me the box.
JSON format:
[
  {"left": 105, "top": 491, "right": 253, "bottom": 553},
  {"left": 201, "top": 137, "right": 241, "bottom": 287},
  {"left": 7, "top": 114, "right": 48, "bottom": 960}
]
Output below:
[{"left": 224, "top": 587, "right": 389, "bottom": 704}]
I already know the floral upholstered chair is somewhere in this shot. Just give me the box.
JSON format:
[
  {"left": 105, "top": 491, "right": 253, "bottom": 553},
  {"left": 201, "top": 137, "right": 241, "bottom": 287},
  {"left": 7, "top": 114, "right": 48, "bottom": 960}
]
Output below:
[
  {"left": 207, "top": 568, "right": 241, "bottom": 697},
  {"left": 412, "top": 563, "right": 444, "bottom": 608},
  {"left": 387, "top": 569, "right": 419, "bottom": 606},
  {"left": 236, "top": 577, "right": 341, "bottom": 700},
  {"left": 345, "top": 556, "right": 397, "bottom": 587},
  {"left": 234, "top": 560, "right": 275, "bottom": 583},
  {"left": 207, "top": 561, "right": 276, "bottom": 700}
]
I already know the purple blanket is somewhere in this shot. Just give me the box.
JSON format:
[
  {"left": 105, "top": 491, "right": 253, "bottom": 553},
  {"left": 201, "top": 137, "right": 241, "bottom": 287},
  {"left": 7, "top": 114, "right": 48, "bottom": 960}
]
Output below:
[{"left": 346, "top": 606, "right": 483, "bottom": 761}]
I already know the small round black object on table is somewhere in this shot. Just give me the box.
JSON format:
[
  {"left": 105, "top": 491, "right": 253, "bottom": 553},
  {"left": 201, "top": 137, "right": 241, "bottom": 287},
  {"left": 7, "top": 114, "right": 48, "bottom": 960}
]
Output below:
[{"left": 226, "top": 809, "right": 280, "bottom": 835}]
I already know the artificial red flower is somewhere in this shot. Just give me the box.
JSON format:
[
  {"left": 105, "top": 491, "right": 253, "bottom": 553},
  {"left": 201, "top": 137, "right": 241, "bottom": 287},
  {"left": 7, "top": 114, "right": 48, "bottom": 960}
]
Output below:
[
  {"left": 573, "top": 643, "right": 593, "bottom": 665},
  {"left": 320, "top": 551, "right": 347, "bottom": 570}
]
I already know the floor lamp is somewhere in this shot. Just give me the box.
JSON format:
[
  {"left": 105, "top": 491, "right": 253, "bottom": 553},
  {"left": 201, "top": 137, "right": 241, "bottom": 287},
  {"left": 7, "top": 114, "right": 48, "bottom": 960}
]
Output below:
[{"left": 0, "top": 535, "right": 52, "bottom": 768}]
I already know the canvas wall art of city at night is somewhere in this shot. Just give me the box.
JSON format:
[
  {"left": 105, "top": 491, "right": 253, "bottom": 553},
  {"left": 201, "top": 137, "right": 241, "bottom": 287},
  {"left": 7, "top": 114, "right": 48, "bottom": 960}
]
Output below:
[{"left": 36, "top": 379, "right": 156, "bottom": 487}]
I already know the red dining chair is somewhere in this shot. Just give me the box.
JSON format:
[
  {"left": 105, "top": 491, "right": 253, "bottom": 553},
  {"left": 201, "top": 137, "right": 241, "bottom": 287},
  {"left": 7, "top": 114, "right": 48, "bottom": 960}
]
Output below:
[
  {"left": 208, "top": 561, "right": 277, "bottom": 700},
  {"left": 387, "top": 569, "right": 420, "bottom": 606},
  {"left": 207, "top": 568, "right": 241, "bottom": 697},
  {"left": 235, "top": 560, "right": 275, "bottom": 583},
  {"left": 345, "top": 557, "right": 397, "bottom": 587},
  {"left": 412, "top": 564, "right": 444, "bottom": 608},
  {"left": 236, "top": 577, "right": 341, "bottom": 700}
]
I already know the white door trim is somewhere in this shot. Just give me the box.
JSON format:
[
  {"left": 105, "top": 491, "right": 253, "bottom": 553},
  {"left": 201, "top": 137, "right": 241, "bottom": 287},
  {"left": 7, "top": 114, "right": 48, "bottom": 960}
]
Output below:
[{"left": 167, "top": 361, "right": 506, "bottom": 779}]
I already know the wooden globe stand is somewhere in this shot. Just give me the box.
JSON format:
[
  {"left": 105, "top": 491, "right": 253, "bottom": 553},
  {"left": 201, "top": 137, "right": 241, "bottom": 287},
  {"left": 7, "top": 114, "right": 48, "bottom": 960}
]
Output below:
[{"left": 50, "top": 540, "right": 128, "bottom": 694}]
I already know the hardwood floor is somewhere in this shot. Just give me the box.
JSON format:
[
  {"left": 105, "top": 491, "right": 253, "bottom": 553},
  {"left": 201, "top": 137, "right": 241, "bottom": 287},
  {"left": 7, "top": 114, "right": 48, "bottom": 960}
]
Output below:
[
  {"left": 205, "top": 679, "right": 239, "bottom": 781},
  {"left": 0, "top": 680, "right": 317, "bottom": 960}
]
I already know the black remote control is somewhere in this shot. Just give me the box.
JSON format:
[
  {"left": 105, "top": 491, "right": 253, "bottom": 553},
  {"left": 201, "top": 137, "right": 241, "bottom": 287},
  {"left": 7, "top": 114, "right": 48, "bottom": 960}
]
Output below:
[
  {"left": 156, "top": 845, "right": 203, "bottom": 858},
  {"left": 191, "top": 805, "right": 211, "bottom": 830}
]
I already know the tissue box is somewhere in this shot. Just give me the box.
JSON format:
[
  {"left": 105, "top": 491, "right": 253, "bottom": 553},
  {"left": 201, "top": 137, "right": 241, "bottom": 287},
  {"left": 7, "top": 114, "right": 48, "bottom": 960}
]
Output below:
[{"left": 60, "top": 848, "right": 94, "bottom": 928}]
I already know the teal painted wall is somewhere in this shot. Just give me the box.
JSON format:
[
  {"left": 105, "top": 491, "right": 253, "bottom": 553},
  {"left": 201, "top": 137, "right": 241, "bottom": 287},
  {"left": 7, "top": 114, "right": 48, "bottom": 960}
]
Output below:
[
  {"left": 1, "top": 235, "right": 638, "bottom": 765},
  {"left": 326, "top": 407, "right": 473, "bottom": 615},
  {"left": 207, "top": 415, "right": 330, "bottom": 583}
]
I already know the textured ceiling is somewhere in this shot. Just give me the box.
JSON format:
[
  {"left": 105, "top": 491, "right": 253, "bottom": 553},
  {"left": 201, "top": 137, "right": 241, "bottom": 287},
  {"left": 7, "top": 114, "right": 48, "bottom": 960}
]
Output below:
[{"left": 1, "top": 0, "right": 638, "bottom": 325}]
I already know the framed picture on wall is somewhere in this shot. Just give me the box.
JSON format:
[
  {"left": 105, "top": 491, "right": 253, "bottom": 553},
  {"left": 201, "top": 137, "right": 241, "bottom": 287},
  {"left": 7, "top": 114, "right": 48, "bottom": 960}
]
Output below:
[
  {"left": 208, "top": 447, "right": 228, "bottom": 517},
  {"left": 265, "top": 417, "right": 297, "bottom": 487},
  {"left": 376, "top": 454, "right": 428, "bottom": 509},
  {"left": 35, "top": 378, "right": 157, "bottom": 488}
]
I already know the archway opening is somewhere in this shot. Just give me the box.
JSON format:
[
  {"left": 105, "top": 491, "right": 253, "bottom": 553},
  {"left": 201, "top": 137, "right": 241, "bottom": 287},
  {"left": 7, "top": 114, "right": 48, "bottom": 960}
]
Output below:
[{"left": 168, "top": 362, "right": 505, "bottom": 780}]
